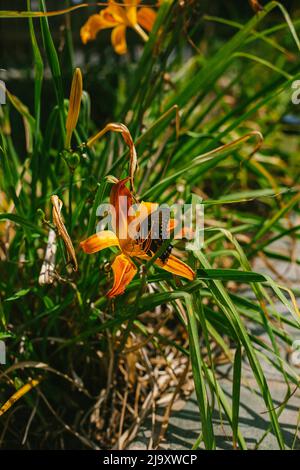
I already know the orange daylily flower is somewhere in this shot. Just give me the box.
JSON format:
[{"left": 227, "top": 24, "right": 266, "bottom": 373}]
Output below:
[
  {"left": 80, "top": 178, "right": 195, "bottom": 298},
  {"left": 80, "top": 1, "right": 157, "bottom": 54}
]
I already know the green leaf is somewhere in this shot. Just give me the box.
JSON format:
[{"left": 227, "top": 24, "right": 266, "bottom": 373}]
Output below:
[
  {"left": 0, "top": 213, "right": 45, "bottom": 235},
  {"left": 196, "top": 269, "right": 267, "bottom": 283},
  {"left": 5, "top": 289, "right": 31, "bottom": 302}
]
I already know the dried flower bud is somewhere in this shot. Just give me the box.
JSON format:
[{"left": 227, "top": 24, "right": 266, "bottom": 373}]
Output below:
[{"left": 51, "top": 195, "right": 78, "bottom": 271}]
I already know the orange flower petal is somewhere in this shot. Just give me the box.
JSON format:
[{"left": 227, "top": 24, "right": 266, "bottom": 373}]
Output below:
[
  {"left": 111, "top": 24, "right": 127, "bottom": 54},
  {"left": 139, "top": 201, "right": 159, "bottom": 216},
  {"left": 110, "top": 178, "right": 132, "bottom": 209},
  {"left": 107, "top": 253, "right": 137, "bottom": 298},
  {"left": 126, "top": 6, "right": 137, "bottom": 27},
  {"left": 110, "top": 178, "right": 133, "bottom": 245},
  {"left": 155, "top": 254, "right": 195, "bottom": 281},
  {"left": 167, "top": 219, "right": 194, "bottom": 239},
  {"left": 80, "top": 230, "right": 119, "bottom": 254},
  {"left": 123, "top": 0, "right": 140, "bottom": 4},
  {"left": 80, "top": 14, "right": 112, "bottom": 44},
  {"left": 168, "top": 218, "right": 176, "bottom": 233},
  {"left": 107, "top": 2, "right": 128, "bottom": 24},
  {"left": 137, "top": 7, "right": 156, "bottom": 32},
  {"left": 100, "top": 7, "right": 123, "bottom": 26}
]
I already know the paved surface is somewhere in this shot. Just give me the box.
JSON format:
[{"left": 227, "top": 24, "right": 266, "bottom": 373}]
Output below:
[
  {"left": 130, "top": 361, "right": 300, "bottom": 450},
  {"left": 130, "top": 236, "right": 300, "bottom": 450}
]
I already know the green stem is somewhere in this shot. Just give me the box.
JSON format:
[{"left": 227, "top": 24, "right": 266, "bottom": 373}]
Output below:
[{"left": 69, "top": 170, "right": 74, "bottom": 230}]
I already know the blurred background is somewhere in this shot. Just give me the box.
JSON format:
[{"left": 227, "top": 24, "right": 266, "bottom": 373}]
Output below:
[{"left": 1, "top": 0, "right": 299, "bottom": 149}]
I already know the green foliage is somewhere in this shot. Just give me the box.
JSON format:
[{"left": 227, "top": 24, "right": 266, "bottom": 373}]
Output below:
[{"left": 0, "top": 0, "right": 299, "bottom": 450}]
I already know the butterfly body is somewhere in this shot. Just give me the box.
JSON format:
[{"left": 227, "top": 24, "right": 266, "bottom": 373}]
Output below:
[{"left": 137, "top": 209, "right": 173, "bottom": 263}]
